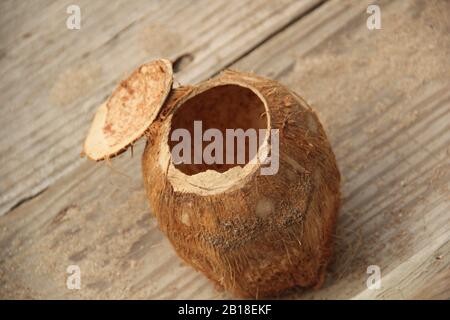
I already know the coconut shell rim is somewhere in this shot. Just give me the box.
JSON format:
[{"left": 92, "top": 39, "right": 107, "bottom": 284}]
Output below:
[{"left": 156, "top": 74, "right": 273, "bottom": 196}]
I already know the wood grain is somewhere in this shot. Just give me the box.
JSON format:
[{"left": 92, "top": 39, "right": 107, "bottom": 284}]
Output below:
[
  {"left": 0, "top": 0, "right": 323, "bottom": 216},
  {"left": 0, "top": 0, "right": 449, "bottom": 299}
]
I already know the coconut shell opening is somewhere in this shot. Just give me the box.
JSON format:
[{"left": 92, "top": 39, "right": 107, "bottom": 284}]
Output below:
[
  {"left": 83, "top": 59, "right": 173, "bottom": 161},
  {"left": 159, "top": 83, "right": 271, "bottom": 195}
]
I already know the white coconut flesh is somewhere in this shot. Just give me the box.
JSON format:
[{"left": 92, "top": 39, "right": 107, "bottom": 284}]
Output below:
[{"left": 83, "top": 59, "right": 173, "bottom": 161}]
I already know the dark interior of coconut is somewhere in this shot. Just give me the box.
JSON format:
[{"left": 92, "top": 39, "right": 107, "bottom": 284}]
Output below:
[{"left": 169, "top": 85, "right": 268, "bottom": 175}]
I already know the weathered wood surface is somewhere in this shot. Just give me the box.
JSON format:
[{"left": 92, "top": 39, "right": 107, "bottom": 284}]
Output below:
[
  {"left": 0, "top": 0, "right": 449, "bottom": 299},
  {"left": 0, "top": 0, "right": 323, "bottom": 216}
]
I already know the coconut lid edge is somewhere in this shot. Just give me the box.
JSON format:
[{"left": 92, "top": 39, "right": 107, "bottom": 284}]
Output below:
[{"left": 83, "top": 59, "right": 173, "bottom": 161}]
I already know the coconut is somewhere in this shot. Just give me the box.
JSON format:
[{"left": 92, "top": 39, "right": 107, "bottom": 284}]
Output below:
[
  {"left": 141, "top": 70, "right": 340, "bottom": 298},
  {"left": 83, "top": 61, "right": 340, "bottom": 298}
]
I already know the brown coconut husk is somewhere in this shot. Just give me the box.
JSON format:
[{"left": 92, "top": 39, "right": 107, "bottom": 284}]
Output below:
[{"left": 141, "top": 69, "right": 341, "bottom": 298}]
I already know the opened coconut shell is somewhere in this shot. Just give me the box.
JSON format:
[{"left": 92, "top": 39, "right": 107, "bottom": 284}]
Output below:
[{"left": 141, "top": 70, "right": 341, "bottom": 298}]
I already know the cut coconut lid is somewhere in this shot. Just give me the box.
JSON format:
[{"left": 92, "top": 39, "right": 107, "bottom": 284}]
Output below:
[{"left": 83, "top": 59, "right": 173, "bottom": 161}]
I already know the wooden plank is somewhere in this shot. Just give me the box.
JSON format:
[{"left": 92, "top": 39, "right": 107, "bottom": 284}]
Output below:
[
  {"left": 353, "top": 238, "right": 450, "bottom": 299},
  {"left": 1, "top": 0, "right": 449, "bottom": 299},
  {"left": 0, "top": 0, "right": 323, "bottom": 216},
  {"left": 233, "top": 0, "right": 450, "bottom": 299}
]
